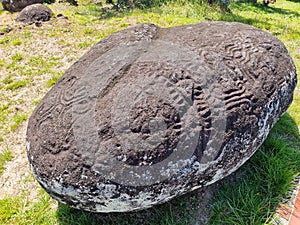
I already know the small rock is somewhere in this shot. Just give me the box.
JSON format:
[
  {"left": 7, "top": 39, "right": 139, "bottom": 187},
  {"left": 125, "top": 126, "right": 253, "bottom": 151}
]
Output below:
[
  {"left": 57, "top": 13, "right": 68, "bottom": 20},
  {"left": 58, "top": 0, "right": 77, "bottom": 6},
  {"left": 0, "top": 26, "right": 13, "bottom": 35},
  {"left": 16, "top": 4, "right": 53, "bottom": 25},
  {"left": 35, "top": 21, "right": 42, "bottom": 27}
]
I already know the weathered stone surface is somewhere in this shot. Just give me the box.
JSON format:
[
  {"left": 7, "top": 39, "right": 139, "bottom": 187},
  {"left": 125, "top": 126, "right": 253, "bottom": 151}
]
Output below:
[
  {"left": 26, "top": 22, "right": 297, "bottom": 213},
  {"left": 16, "top": 4, "right": 53, "bottom": 24},
  {"left": 1, "top": 0, "right": 47, "bottom": 12}
]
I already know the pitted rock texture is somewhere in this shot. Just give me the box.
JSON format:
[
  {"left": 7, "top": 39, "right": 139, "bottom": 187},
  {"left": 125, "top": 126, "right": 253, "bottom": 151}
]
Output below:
[
  {"left": 16, "top": 4, "right": 53, "bottom": 24},
  {"left": 1, "top": 0, "right": 46, "bottom": 12},
  {"left": 26, "top": 22, "right": 297, "bottom": 213}
]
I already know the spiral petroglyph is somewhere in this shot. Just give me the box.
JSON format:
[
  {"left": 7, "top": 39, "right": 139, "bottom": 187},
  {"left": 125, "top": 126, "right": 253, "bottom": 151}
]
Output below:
[{"left": 26, "top": 22, "right": 297, "bottom": 212}]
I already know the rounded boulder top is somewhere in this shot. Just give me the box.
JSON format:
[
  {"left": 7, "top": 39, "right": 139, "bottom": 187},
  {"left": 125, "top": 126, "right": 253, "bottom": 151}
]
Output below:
[
  {"left": 16, "top": 4, "right": 53, "bottom": 24},
  {"left": 26, "top": 22, "right": 297, "bottom": 213}
]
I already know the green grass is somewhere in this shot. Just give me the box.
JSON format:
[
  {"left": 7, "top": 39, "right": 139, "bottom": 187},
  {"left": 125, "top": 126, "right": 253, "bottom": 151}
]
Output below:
[
  {"left": 5, "top": 79, "right": 30, "bottom": 90},
  {"left": 83, "top": 28, "right": 94, "bottom": 34},
  {"left": 0, "top": 59, "right": 4, "bottom": 67},
  {"left": 11, "top": 53, "right": 23, "bottom": 61},
  {"left": 0, "top": 189, "right": 57, "bottom": 225},
  {"left": 210, "top": 114, "right": 300, "bottom": 224},
  {"left": 46, "top": 72, "right": 64, "bottom": 87},
  {"left": 0, "top": 0, "right": 299, "bottom": 224},
  {"left": 12, "top": 40, "right": 22, "bottom": 46},
  {"left": 56, "top": 196, "right": 196, "bottom": 225},
  {"left": 0, "top": 37, "right": 9, "bottom": 44},
  {"left": 78, "top": 41, "right": 91, "bottom": 48},
  {"left": 2, "top": 76, "right": 13, "bottom": 85},
  {"left": 0, "top": 148, "right": 13, "bottom": 176},
  {"left": 10, "top": 113, "right": 28, "bottom": 132}
]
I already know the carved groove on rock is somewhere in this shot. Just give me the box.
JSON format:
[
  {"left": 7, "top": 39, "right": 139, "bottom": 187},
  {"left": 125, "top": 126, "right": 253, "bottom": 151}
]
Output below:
[{"left": 26, "top": 22, "right": 297, "bottom": 213}]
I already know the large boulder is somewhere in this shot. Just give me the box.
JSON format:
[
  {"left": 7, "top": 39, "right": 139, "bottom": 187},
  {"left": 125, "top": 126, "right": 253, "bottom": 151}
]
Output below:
[
  {"left": 16, "top": 4, "right": 53, "bottom": 24},
  {"left": 26, "top": 22, "right": 297, "bottom": 212},
  {"left": 1, "top": 0, "right": 48, "bottom": 12}
]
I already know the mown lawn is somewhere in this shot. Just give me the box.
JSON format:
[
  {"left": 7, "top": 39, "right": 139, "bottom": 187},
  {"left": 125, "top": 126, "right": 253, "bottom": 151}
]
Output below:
[{"left": 0, "top": 0, "right": 299, "bottom": 224}]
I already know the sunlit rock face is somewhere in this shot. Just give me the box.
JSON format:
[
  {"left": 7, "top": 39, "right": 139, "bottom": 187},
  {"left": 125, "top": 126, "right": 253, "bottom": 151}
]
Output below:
[{"left": 26, "top": 22, "right": 297, "bottom": 213}]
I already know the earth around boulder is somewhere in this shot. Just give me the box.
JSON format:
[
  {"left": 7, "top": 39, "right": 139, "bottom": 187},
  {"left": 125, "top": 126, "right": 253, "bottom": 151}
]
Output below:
[{"left": 26, "top": 22, "right": 297, "bottom": 213}]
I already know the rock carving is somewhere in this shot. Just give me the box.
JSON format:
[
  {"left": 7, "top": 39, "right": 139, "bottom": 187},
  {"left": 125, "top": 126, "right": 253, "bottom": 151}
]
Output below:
[{"left": 26, "top": 22, "right": 297, "bottom": 212}]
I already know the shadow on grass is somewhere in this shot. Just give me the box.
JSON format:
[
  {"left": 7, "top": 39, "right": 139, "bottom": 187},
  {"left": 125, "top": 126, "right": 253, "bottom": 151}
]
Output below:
[
  {"left": 235, "top": 0, "right": 300, "bottom": 17},
  {"left": 214, "top": 2, "right": 300, "bottom": 37},
  {"left": 74, "top": 3, "right": 170, "bottom": 21},
  {"left": 74, "top": 0, "right": 173, "bottom": 20},
  {"left": 55, "top": 184, "right": 215, "bottom": 225},
  {"left": 73, "top": 0, "right": 300, "bottom": 30}
]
